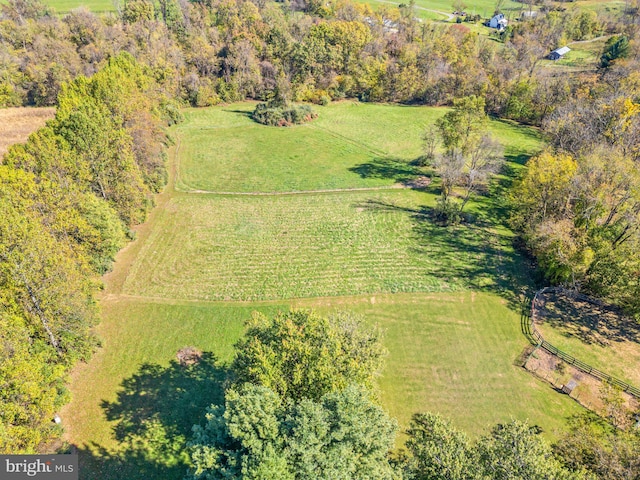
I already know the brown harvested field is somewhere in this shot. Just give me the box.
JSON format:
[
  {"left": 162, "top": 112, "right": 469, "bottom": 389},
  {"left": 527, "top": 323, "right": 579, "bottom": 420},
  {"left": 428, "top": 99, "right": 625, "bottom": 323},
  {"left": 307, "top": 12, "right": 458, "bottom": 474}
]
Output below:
[{"left": 0, "top": 107, "right": 55, "bottom": 158}]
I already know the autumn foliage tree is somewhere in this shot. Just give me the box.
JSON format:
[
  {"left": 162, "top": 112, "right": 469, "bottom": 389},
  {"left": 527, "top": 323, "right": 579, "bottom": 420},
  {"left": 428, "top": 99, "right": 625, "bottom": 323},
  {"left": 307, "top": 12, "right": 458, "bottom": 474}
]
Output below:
[
  {"left": 431, "top": 96, "right": 504, "bottom": 222},
  {"left": 187, "top": 310, "right": 397, "bottom": 479},
  {"left": 0, "top": 53, "right": 172, "bottom": 453}
]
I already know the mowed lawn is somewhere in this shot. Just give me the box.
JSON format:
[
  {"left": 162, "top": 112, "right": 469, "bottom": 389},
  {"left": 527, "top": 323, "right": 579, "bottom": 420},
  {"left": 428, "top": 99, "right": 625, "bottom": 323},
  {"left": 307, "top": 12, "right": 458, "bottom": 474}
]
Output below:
[
  {"left": 122, "top": 190, "right": 525, "bottom": 301},
  {"left": 126, "top": 102, "right": 541, "bottom": 301},
  {"left": 300, "top": 293, "right": 583, "bottom": 438},
  {"left": 176, "top": 102, "right": 540, "bottom": 192},
  {"left": 175, "top": 102, "right": 446, "bottom": 192},
  {"left": 63, "top": 102, "right": 584, "bottom": 479}
]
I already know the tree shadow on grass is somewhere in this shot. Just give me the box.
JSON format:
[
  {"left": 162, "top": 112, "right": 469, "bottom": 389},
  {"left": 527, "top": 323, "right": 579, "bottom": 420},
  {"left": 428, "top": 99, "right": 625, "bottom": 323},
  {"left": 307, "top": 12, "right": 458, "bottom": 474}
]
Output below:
[
  {"left": 354, "top": 198, "right": 535, "bottom": 311},
  {"left": 76, "top": 353, "right": 228, "bottom": 480},
  {"left": 223, "top": 108, "right": 254, "bottom": 119},
  {"left": 536, "top": 291, "right": 640, "bottom": 346},
  {"left": 349, "top": 157, "right": 429, "bottom": 185}
]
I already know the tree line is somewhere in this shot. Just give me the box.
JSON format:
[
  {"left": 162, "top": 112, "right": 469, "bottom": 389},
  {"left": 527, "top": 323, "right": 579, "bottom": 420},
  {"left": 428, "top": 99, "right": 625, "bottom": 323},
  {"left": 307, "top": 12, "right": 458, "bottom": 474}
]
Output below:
[
  {"left": 510, "top": 65, "right": 640, "bottom": 317},
  {"left": 0, "top": 0, "right": 636, "bottom": 126},
  {"left": 0, "top": 52, "right": 174, "bottom": 453}
]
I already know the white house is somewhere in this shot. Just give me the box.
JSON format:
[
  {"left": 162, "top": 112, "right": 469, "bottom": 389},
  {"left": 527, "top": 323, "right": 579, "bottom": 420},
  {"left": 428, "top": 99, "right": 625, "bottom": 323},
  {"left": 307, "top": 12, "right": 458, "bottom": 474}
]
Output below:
[{"left": 489, "top": 13, "right": 508, "bottom": 30}]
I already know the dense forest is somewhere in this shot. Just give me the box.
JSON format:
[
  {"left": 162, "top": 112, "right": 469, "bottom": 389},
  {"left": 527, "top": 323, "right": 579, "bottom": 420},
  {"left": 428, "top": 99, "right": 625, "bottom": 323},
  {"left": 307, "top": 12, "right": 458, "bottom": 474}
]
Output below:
[{"left": 1, "top": 0, "right": 640, "bottom": 476}]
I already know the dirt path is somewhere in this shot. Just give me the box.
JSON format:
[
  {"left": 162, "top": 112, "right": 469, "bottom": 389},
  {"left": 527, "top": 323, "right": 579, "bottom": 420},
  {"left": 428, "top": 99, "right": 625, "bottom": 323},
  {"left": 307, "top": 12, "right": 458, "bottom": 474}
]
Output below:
[{"left": 567, "top": 34, "right": 613, "bottom": 46}]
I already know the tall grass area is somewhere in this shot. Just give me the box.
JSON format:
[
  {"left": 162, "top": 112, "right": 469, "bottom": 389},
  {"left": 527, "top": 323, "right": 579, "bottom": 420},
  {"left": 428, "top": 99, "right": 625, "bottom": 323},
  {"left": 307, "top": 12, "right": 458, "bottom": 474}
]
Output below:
[{"left": 62, "top": 102, "right": 584, "bottom": 479}]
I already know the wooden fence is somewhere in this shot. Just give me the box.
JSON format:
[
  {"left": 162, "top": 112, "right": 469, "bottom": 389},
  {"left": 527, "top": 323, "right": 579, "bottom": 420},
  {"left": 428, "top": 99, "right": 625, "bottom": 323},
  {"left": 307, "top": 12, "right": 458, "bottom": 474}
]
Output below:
[{"left": 523, "top": 287, "right": 640, "bottom": 398}]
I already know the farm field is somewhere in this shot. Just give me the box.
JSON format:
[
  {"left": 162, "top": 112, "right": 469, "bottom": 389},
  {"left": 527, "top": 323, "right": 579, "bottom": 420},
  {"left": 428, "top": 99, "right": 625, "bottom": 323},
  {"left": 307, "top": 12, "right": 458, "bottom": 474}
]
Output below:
[
  {"left": 64, "top": 102, "right": 584, "bottom": 479},
  {"left": 122, "top": 190, "right": 527, "bottom": 301},
  {"left": 36, "top": 0, "right": 626, "bottom": 17},
  {"left": 358, "top": 0, "right": 525, "bottom": 17},
  {"left": 0, "top": 107, "right": 55, "bottom": 157},
  {"left": 67, "top": 292, "right": 582, "bottom": 480},
  {"left": 175, "top": 102, "right": 447, "bottom": 192}
]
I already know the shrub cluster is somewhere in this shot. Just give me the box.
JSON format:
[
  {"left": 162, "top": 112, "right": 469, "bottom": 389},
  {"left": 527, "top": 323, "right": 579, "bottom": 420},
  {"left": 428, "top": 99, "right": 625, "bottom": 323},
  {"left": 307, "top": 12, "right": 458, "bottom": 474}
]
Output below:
[{"left": 252, "top": 102, "right": 318, "bottom": 126}]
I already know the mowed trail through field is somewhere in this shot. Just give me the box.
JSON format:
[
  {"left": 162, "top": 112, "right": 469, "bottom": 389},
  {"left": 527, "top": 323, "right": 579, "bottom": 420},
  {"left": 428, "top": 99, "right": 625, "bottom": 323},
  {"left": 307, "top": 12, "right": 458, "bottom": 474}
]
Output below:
[{"left": 63, "top": 102, "right": 583, "bottom": 480}]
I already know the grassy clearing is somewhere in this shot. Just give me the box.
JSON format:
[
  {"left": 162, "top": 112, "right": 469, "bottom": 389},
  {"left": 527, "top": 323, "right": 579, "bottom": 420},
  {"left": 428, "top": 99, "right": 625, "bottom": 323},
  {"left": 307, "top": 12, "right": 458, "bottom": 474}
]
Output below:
[
  {"left": 539, "top": 36, "right": 609, "bottom": 72},
  {"left": 300, "top": 292, "right": 583, "bottom": 438},
  {"left": 63, "top": 102, "right": 578, "bottom": 479},
  {"left": 175, "top": 102, "right": 446, "bottom": 192},
  {"left": 64, "top": 292, "right": 582, "bottom": 480},
  {"left": 62, "top": 299, "right": 286, "bottom": 479},
  {"left": 364, "top": 0, "right": 525, "bottom": 17},
  {"left": 535, "top": 291, "right": 640, "bottom": 387},
  {"left": 176, "top": 102, "right": 541, "bottom": 193},
  {"left": 122, "top": 189, "right": 528, "bottom": 301},
  {"left": 0, "top": 107, "right": 55, "bottom": 158}
]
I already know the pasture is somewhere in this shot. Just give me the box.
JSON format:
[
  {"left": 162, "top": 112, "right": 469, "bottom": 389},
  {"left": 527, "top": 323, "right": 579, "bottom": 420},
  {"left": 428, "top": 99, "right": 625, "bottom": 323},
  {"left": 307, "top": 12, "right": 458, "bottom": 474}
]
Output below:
[
  {"left": 37, "top": 0, "right": 627, "bottom": 17},
  {"left": 42, "top": 0, "right": 116, "bottom": 13},
  {"left": 63, "top": 102, "right": 585, "bottom": 479}
]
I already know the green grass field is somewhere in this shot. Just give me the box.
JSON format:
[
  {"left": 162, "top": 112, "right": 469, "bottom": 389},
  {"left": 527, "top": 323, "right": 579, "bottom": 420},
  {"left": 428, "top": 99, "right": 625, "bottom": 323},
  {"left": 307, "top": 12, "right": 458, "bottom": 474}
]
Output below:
[
  {"left": 63, "top": 102, "right": 586, "bottom": 479},
  {"left": 535, "top": 291, "right": 640, "bottom": 387},
  {"left": 67, "top": 293, "right": 582, "bottom": 479},
  {"left": 43, "top": 0, "right": 116, "bottom": 13},
  {"left": 539, "top": 36, "right": 609, "bottom": 72},
  {"left": 122, "top": 189, "right": 530, "bottom": 301},
  {"left": 365, "top": 0, "right": 523, "bottom": 17}
]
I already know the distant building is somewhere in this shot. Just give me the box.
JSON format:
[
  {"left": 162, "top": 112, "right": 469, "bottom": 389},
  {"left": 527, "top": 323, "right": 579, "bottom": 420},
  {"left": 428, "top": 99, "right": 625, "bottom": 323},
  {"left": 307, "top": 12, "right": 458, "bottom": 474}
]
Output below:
[
  {"left": 548, "top": 46, "right": 571, "bottom": 60},
  {"left": 489, "top": 13, "right": 508, "bottom": 30},
  {"left": 520, "top": 10, "right": 538, "bottom": 20}
]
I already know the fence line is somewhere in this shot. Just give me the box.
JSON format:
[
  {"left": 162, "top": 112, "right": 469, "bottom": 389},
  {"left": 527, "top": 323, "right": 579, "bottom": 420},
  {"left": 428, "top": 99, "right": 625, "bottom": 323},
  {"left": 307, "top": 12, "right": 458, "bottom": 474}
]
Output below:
[{"left": 523, "top": 287, "right": 640, "bottom": 398}]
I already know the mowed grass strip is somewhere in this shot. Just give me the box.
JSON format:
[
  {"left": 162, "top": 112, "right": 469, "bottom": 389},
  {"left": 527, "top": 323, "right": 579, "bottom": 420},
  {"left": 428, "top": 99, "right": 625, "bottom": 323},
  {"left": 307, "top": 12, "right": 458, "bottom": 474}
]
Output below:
[{"left": 121, "top": 189, "right": 522, "bottom": 301}]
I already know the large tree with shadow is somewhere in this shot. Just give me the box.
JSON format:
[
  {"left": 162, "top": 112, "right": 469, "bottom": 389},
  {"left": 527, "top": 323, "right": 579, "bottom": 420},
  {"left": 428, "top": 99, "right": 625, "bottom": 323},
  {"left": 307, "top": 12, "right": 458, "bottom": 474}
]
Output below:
[
  {"left": 79, "top": 353, "right": 227, "bottom": 480},
  {"left": 186, "top": 310, "right": 400, "bottom": 480}
]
